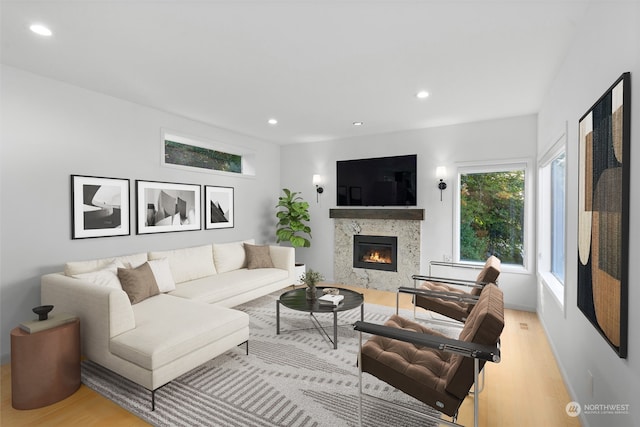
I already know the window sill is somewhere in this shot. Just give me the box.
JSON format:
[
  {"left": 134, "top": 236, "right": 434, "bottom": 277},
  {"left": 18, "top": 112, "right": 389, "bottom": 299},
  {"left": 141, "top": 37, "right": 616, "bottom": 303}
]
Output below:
[{"left": 539, "top": 271, "right": 565, "bottom": 308}]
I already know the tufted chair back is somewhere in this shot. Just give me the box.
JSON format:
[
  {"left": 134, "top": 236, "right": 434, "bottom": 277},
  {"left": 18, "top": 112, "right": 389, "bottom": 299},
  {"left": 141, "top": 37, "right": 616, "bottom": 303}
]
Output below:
[
  {"left": 445, "top": 283, "right": 504, "bottom": 398},
  {"left": 469, "top": 255, "right": 501, "bottom": 297}
]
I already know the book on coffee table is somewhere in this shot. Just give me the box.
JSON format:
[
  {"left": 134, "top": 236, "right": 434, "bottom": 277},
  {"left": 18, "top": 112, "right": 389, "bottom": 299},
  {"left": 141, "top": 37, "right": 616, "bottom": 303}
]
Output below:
[{"left": 318, "top": 294, "right": 344, "bottom": 306}]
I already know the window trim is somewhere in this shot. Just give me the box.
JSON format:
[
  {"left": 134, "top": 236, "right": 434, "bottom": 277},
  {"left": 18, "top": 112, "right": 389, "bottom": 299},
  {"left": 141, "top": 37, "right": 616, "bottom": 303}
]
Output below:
[
  {"left": 537, "top": 129, "right": 567, "bottom": 311},
  {"left": 161, "top": 129, "right": 256, "bottom": 178},
  {"left": 453, "top": 158, "right": 534, "bottom": 275}
]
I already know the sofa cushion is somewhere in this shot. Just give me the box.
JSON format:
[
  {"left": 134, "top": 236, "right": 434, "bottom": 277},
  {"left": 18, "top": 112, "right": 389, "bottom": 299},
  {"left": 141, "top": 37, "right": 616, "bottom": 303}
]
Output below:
[
  {"left": 213, "top": 239, "right": 255, "bottom": 273},
  {"left": 147, "top": 258, "right": 176, "bottom": 292},
  {"left": 244, "top": 244, "right": 275, "bottom": 269},
  {"left": 64, "top": 252, "right": 148, "bottom": 276},
  {"left": 109, "top": 294, "right": 249, "bottom": 370},
  {"left": 168, "top": 268, "right": 287, "bottom": 304},
  {"left": 117, "top": 263, "right": 160, "bottom": 304},
  {"left": 72, "top": 260, "right": 124, "bottom": 289},
  {"left": 149, "top": 245, "right": 216, "bottom": 283}
]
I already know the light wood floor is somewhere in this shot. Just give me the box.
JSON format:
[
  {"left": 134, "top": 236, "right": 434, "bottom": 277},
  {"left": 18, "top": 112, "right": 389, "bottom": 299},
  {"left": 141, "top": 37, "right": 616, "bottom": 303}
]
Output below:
[{"left": 1, "top": 285, "right": 580, "bottom": 427}]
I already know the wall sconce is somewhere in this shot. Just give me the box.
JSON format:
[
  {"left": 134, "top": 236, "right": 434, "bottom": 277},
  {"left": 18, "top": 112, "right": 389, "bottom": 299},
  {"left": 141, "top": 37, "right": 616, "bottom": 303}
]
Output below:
[
  {"left": 436, "top": 166, "right": 447, "bottom": 201},
  {"left": 312, "top": 174, "right": 324, "bottom": 202}
]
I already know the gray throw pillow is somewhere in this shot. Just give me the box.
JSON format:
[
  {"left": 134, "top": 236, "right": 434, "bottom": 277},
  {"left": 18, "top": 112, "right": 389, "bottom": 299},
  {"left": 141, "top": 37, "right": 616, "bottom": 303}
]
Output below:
[
  {"left": 244, "top": 244, "right": 275, "bottom": 269},
  {"left": 117, "top": 262, "right": 160, "bottom": 304}
]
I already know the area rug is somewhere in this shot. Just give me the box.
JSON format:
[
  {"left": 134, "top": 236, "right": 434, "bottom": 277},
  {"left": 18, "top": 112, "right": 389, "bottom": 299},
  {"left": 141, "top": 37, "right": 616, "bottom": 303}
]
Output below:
[{"left": 81, "top": 292, "right": 458, "bottom": 426}]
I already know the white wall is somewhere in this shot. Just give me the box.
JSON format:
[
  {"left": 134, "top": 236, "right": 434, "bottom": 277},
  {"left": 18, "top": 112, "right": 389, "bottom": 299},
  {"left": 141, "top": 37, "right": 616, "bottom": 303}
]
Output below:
[
  {"left": 280, "top": 114, "right": 538, "bottom": 312},
  {"left": 537, "top": 1, "right": 640, "bottom": 426},
  {"left": 0, "top": 66, "right": 282, "bottom": 361}
]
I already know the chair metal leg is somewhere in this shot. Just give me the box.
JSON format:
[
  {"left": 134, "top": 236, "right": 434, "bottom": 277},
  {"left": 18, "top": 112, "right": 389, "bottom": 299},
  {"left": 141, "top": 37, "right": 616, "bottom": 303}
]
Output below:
[
  {"left": 473, "top": 358, "right": 480, "bottom": 427},
  {"left": 358, "top": 331, "right": 363, "bottom": 427},
  {"left": 469, "top": 365, "right": 485, "bottom": 395}
]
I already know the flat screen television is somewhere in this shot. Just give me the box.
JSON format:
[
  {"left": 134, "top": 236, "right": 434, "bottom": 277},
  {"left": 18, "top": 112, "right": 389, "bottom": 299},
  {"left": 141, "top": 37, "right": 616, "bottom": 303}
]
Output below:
[{"left": 336, "top": 154, "right": 417, "bottom": 206}]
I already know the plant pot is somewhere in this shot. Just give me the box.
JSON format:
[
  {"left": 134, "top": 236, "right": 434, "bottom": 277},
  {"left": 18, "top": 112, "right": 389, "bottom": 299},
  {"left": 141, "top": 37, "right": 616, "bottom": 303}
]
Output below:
[{"left": 294, "top": 263, "right": 306, "bottom": 286}]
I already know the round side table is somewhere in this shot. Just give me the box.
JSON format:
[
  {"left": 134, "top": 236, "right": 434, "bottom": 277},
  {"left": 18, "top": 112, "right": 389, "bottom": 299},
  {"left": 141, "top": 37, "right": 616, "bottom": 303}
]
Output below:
[{"left": 10, "top": 318, "right": 81, "bottom": 410}]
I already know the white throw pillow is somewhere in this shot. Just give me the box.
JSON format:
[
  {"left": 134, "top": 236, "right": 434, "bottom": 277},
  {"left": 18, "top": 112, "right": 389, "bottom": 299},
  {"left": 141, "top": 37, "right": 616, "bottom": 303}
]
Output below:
[
  {"left": 72, "top": 260, "right": 123, "bottom": 289},
  {"left": 147, "top": 258, "right": 176, "bottom": 292}
]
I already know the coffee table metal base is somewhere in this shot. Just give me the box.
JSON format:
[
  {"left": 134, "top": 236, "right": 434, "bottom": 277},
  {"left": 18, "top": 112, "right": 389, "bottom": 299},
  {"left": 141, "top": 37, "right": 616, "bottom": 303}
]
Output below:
[{"left": 276, "top": 288, "right": 364, "bottom": 349}]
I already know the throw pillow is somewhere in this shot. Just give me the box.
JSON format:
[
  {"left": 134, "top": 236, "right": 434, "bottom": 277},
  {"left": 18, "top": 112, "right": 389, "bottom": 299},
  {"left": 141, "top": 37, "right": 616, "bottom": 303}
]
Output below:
[
  {"left": 117, "top": 263, "right": 160, "bottom": 304},
  {"left": 244, "top": 244, "right": 275, "bottom": 269},
  {"left": 147, "top": 258, "right": 176, "bottom": 292},
  {"left": 72, "top": 260, "right": 123, "bottom": 289}
]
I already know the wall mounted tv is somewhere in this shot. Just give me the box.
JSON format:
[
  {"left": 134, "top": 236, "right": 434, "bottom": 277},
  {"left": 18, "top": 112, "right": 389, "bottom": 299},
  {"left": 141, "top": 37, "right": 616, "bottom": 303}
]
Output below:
[{"left": 336, "top": 154, "right": 417, "bottom": 206}]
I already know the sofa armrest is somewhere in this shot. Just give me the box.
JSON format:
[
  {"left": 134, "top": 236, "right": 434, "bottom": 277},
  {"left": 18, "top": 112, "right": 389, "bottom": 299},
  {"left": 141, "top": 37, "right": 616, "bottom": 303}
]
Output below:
[
  {"left": 41, "top": 273, "right": 135, "bottom": 360},
  {"left": 269, "top": 245, "right": 295, "bottom": 278}
]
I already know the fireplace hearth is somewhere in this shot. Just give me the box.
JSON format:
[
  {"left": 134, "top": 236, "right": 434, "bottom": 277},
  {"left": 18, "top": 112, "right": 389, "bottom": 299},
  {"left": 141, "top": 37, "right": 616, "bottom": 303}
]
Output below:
[{"left": 353, "top": 235, "right": 397, "bottom": 272}]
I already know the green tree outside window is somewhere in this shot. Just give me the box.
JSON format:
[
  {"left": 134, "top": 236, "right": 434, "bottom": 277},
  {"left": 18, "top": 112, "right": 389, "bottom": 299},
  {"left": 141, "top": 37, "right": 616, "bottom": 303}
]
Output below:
[{"left": 459, "top": 170, "right": 525, "bottom": 265}]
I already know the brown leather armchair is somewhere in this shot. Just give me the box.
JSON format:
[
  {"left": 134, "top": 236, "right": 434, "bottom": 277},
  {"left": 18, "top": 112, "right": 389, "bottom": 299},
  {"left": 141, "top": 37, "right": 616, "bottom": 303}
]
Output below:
[
  {"left": 355, "top": 283, "right": 504, "bottom": 427},
  {"left": 401, "top": 256, "right": 501, "bottom": 323}
]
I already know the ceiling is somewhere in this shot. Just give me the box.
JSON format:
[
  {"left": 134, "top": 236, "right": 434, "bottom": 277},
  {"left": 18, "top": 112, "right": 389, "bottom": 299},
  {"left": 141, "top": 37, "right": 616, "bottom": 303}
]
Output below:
[{"left": 1, "top": 0, "right": 591, "bottom": 145}]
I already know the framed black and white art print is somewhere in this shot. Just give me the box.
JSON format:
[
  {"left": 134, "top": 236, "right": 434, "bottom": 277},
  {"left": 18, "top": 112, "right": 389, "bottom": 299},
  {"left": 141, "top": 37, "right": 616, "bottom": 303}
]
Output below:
[
  {"left": 205, "top": 185, "right": 234, "bottom": 229},
  {"left": 71, "top": 175, "right": 130, "bottom": 239},
  {"left": 136, "top": 180, "right": 201, "bottom": 234}
]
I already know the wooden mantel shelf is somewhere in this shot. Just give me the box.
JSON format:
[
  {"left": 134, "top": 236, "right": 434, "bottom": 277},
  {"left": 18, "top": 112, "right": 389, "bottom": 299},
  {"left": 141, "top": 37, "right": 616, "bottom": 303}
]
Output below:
[{"left": 329, "top": 208, "right": 424, "bottom": 220}]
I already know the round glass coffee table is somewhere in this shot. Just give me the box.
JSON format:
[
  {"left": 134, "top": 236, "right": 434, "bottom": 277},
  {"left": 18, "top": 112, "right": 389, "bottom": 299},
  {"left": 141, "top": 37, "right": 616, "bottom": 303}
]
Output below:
[{"left": 276, "top": 286, "right": 364, "bottom": 349}]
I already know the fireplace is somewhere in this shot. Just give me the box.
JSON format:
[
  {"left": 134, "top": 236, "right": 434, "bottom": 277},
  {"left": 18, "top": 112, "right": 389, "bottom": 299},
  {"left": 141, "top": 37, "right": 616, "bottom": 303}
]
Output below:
[{"left": 353, "top": 235, "right": 397, "bottom": 272}]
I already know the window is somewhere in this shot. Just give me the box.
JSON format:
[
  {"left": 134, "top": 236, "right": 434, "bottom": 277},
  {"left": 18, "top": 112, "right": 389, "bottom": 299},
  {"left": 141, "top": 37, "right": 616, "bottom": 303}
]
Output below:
[
  {"left": 164, "top": 140, "right": 242, "bottom": 173},
  {"left": 538, "top": 135, "right": 566, "bottom": 307},
  {"left": 550, "top": 152, "right": 565, "bottom": 282},
  {"left": 455, "top": 161, "right": 531, "bottom": 270},
  {"left": 161, "top": 130, "right": 256, "bottom": 177}
]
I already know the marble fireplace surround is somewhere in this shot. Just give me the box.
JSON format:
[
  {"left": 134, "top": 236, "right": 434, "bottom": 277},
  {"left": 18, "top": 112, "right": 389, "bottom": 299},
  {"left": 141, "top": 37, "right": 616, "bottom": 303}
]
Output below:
[{"left": 330, "top": 209, "right": 424, "bottom": 292}]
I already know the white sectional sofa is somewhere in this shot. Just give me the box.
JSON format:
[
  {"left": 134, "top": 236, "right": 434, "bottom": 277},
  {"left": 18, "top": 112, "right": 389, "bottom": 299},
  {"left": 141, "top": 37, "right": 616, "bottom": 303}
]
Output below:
[{"left": 41, "top": 239, "right": 295, "bottom": 409}]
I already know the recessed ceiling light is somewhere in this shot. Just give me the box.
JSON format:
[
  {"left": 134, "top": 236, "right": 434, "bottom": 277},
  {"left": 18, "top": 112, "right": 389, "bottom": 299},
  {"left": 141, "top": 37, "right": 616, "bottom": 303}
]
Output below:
[
  {"left": 30, "top": 24, "right": 53, "bottom": 37},
  {"left": 416, "top": 91, "right": 429, "bottom": 99},
  {"left": 268, "top": 118, "right": 278, "bottom": 125},
  {"left": 352, "top": 121, "right": 364, "bottom": 126}
]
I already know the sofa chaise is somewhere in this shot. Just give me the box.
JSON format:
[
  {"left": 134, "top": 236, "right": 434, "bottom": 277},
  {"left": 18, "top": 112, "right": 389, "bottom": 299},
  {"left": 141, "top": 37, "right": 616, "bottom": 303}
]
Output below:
[{"left": 41, "top": 239, "right": 295, "bottom": 408}]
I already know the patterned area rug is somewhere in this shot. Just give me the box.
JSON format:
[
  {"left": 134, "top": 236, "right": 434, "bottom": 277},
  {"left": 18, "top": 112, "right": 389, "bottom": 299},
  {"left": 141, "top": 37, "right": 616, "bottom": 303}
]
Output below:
[{"left": 81, "top": 291, "right": 457, "bottom": 426}]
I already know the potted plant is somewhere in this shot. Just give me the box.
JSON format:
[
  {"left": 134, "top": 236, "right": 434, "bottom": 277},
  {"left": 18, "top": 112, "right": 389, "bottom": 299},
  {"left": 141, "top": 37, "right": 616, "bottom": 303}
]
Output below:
[
  {"left": 276, "top": 188, "right": 312, "bottom": 248},
  {"left": 276, "top": 188, "right": 312, "bottom": 284},
  {"left": 299, "top": 269, "right": 324, "bottom": 300}
]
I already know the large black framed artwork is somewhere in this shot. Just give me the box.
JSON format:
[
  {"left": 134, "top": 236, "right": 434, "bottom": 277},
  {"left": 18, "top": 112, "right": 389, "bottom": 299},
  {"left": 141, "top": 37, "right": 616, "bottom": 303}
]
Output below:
[
  {"left": 578, "top": 72, "right": 630, "bottom": 358},
  {"left": 136, "top": 180, "right": 201, "bottom": 234},
  {"left": 71, "top": 175, "right": 130, "bottom": 239},
  {"left": 204, "top": 185, "right": 234, "bottom": 229}
]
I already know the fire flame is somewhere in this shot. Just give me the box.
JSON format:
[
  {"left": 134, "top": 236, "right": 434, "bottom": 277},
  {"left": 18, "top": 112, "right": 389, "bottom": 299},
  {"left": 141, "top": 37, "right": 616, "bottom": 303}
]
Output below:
[{"left": 363, "top": 250, "right": 392, "bottom": 264}]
